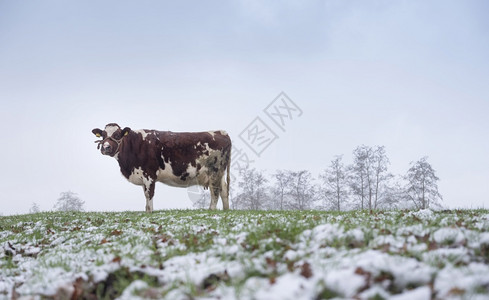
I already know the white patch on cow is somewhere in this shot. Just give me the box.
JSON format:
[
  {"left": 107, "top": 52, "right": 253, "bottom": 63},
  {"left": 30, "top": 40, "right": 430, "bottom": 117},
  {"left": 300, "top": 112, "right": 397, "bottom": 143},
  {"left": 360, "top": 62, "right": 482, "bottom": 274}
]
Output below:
[
  {"left": 144, "top": 176, "right": 153, "bottom": 191},
  {"left": 198, "top": 142, "right": 212, "bottom": 153},
  {"left": 156, "top": 161, "right": 182, "bottom": 187},
  {"left": 128, "top": 167, "right": 145, "bottom": 186},
  {"left": 134, "top": 129, "right": 149, "bottom": 140},
  {"left": 196, "top": 171, "right": 210, "bottom": 188},
  {"left": 103, "top": 141, "right": 110, "bottom": 149},
  {"left": 155, "top": 159, "right": 202, "bottom": 188},
  {"left": 208, "top": 130, "right": 228, "bottom": 138},
  {"left": 105, "top": 125, "right": 119, "bottom": 137},
  {"left": 186, "top": 163, "right": 198, "bottom": 178}
]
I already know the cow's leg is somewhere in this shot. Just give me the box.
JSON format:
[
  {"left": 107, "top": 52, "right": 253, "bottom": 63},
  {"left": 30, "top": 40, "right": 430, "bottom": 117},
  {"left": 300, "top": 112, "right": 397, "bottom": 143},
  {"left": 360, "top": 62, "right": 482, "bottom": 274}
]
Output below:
[
  {"left": 220, "top": 176, "right": 229, "bottom": 210},
  {"left": 143, "top": 180, "right": 155, "bottom": 213},
  {"left": 209, "top": 184, "right": 220, "bottom": 210}
]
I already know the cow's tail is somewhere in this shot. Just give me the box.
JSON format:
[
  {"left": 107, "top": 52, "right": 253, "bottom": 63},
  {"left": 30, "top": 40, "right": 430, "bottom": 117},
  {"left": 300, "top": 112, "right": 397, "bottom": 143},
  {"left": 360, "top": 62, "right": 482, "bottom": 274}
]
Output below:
[{"left": 226, "top": 146, "right": 231, "bottom": 198}]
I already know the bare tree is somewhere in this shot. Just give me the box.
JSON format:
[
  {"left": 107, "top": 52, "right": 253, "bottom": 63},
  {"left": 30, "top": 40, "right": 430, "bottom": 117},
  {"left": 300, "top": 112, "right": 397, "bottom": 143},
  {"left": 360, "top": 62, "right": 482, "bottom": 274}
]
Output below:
[
  {"left": 29, "top": 202, "right": 40, "bottom": 214},
  {"left": 320, "top": 155, "right": 348, "bottom": 211},
  {"left": 53, "top": 191, "right": 85, "bottom": 212},
  {"left": 378, "top": 176, "right": 406, "bottom": 209},
  {"left": 405, "top": 157, "right": 443, "bottom": 209},
  {"left": 371, "top": 146, "right": 394, "bottom": 209},
  {"left": 349, "top": 145, "right": 371, "bottom": 210},
  {"left": 234, "top": 167, "right": 269, "bottom": 210},
  {"left": 272, "top": 170, "right": 294, "bottom": 210},
  {"left": 349, "top": 145, "right": 394, "bottom": 210},
  {"left": 285, "top": 170, "right": 316, "bottom": 210}
]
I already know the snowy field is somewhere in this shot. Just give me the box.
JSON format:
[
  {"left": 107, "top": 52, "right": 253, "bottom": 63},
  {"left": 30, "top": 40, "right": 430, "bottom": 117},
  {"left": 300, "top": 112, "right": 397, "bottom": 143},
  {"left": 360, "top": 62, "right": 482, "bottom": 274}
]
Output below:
[{"left": 1, "top": 209, "right": 489, "bottom": 299}]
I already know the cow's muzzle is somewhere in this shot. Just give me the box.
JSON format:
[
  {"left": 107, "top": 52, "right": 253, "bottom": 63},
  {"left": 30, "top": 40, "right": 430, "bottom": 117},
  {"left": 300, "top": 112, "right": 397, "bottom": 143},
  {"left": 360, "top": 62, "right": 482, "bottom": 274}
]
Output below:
[
  {"left": 101, "top": 142, "right": 112, "bottom": 154},
  {"left": 94, "top": 137, "right": 123, "bottom": 156}
]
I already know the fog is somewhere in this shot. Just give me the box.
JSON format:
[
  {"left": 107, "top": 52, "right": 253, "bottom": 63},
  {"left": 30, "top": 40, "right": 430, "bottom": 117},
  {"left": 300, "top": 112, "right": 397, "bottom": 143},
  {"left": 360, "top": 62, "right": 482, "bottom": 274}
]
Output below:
[{"left": 1, "top": 1, "right": 488, "bottom": 215}]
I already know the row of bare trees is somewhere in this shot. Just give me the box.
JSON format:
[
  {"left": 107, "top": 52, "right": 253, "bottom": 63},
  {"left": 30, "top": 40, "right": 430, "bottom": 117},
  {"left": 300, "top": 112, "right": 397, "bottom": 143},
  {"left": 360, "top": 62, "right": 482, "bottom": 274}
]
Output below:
[
  {"left": 221, "top": 145, "right": 443, "bottom": 211},
  {"left": 26, "top": 148, "right": 441, "bottom": 213}
]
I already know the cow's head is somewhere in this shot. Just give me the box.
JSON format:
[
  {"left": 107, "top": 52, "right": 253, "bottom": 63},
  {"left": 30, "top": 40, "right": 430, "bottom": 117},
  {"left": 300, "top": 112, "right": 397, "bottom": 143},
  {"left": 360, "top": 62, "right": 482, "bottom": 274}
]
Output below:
[{"left": 92, "top": 123, "right": 131, "bottom": 157}]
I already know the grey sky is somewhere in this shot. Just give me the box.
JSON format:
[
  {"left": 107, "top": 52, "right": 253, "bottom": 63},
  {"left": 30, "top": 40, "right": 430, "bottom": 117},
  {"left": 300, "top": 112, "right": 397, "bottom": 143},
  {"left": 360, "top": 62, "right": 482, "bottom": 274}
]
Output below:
[{"left": 1, "top": 1, "right": 488, "bottom": 215}]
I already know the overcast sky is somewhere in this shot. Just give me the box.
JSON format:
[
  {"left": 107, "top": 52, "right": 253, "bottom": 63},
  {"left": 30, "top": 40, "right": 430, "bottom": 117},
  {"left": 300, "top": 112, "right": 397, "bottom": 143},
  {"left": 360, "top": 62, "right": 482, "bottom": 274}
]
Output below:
[{"left": 1, "top": 1, "right": 488, "bottom": 215}]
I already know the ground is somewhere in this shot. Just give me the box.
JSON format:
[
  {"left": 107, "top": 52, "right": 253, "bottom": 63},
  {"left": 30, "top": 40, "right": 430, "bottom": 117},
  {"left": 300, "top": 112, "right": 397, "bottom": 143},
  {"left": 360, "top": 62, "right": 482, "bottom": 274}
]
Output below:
[{"left": 1, "top": 209, "right": 489, "bottom": 299}]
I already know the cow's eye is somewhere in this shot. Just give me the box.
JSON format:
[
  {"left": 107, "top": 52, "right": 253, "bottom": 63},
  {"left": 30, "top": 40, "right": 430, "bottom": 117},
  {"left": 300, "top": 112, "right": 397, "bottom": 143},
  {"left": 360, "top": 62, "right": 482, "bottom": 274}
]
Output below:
[{"left": 112, "top": 131, "right": 122, "bottom": 139}]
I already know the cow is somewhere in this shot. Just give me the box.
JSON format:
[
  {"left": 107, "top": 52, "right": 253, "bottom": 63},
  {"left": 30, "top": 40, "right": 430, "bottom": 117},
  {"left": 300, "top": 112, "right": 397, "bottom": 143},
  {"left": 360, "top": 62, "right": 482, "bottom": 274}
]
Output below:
[{"left": 92, "top": 123, "right": 231, "bottom": 212}]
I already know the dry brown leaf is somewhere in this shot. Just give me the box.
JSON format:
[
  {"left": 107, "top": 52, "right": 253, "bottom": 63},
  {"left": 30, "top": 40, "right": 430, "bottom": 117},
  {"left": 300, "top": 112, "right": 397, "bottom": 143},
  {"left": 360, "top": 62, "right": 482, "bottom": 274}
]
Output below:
[{"left": 300, "top": 262, "right": 313, "bottom": 279}]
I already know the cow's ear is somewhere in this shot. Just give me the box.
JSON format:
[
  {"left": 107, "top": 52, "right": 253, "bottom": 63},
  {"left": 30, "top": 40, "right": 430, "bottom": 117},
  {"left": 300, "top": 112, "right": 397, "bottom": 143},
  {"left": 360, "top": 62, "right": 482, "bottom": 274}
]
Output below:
[
  {"left": 122, "top": 127, "right": 131, "bottom": 136},
  {"left": 92, "top": 128, "right": 103, "bottom": 138}
]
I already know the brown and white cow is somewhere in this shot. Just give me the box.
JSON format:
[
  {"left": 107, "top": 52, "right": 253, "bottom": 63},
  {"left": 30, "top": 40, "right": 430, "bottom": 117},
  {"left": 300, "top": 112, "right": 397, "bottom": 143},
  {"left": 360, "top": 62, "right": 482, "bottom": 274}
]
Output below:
[{"left": 92, "top": 123, "right": 231, "bottom": 212}]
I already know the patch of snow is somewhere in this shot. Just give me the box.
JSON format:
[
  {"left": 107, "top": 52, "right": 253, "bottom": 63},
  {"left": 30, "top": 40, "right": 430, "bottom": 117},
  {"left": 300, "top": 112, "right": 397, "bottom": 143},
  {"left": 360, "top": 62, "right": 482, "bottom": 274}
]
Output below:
[
  {"left": 434, "top": 262, "right": 489, "bottom": 298},
  {"left": 0, "top": 280, "right": 10, "bottom": 294},
  {"left": 411, "top": 209, "right": 434, "bottom": 220},
  {"left": 251, "top": 273, "right": 314, "bottom": 300},
  {"left": 234, "top": 232, "right": 248, "bottom": 244},
  {"left": 432, "top": 227, "right": 465, "bottom": 245},
  {"left": 16, "top": 267, "right": 73, "bottom": 296},
  {"left": 24, "top": 246, "right": 41, "bottom": 256},
  {"left": 300, "top": 223, "right": 343, "bottom": 249},
  {"left": 284, "top": 249, "right": 303, "bottom": 261},
  {"left": 407, "top": 242, "right": 428, "bottom": 254},
  {"left": 422, "top": 248, "right": 470, "bottom": 267},
  {"left": 118, "top": 280, "right": 149, "bottom": 300},
  {"left": 322, "top": 268, "right": 366, "bottom": 298},
  {"left": 397, "top": 224, "right": 428, "bottom": 237},
  {"left": 390, "top": 286, "right": 431, "bottom": 300},
  {"left": 355, "top": 250, "right": 433, "bottom": 290},
  {"left": 371, "top": 234, "right": 405, "bottom": 250},
  {"left": 346, "top": 228, "right": 364, "bottom": 242},
  {"left": 479, "top": 232, "right": 489, "bottom": 244},
  {"left": 358, "top": 285, "right": 391, "bottom": 300}
]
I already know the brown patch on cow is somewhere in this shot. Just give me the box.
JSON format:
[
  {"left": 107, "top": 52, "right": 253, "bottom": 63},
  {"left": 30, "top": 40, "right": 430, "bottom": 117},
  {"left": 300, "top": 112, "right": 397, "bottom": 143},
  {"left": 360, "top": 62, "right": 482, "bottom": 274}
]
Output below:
[
  {"left": 113, "top": 127, "right": 231, "bottom": 184},
  {"left": 157, "top": 154, "right": 165, "bottom": 170}
]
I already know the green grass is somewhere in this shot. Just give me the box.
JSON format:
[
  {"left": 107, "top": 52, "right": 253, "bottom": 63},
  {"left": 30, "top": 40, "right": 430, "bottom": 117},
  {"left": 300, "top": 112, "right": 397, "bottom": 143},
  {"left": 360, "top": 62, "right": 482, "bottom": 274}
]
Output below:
[{"left": 1, "top": 209, "right": 489, "bottom": 299}]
